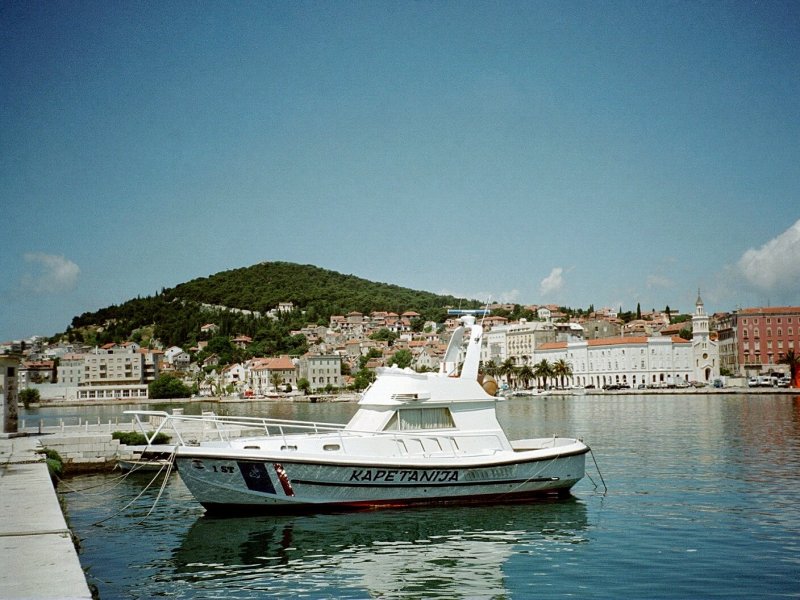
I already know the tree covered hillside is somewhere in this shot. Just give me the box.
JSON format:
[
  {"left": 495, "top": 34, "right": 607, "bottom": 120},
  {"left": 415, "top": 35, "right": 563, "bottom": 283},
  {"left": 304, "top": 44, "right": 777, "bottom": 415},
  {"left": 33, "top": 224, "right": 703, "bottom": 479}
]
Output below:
[
  {"left": 171, "top": 262, "right": 477, "bottom": 317},
  {"left": 64, "top": 262, "right": 481, "bottom": 350}
]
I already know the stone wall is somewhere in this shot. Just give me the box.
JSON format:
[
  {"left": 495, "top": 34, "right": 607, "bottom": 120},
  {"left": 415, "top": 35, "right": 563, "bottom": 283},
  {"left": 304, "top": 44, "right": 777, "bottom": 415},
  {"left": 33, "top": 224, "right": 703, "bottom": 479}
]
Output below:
[{"left": 40, "top": 433, "right": 122, "bottom": 473}]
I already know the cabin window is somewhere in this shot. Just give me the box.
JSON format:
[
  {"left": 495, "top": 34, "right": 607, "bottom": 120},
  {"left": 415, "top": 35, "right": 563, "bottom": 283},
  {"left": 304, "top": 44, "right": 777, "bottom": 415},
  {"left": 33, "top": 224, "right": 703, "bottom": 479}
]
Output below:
[{"left": 384, "top": 407, "right": 455, "bottom": 431}]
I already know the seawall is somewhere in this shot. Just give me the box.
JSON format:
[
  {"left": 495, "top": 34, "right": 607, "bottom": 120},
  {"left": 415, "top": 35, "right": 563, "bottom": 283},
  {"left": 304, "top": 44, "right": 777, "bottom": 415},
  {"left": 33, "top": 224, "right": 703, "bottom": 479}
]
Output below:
[{"left": 0, "top": 435, "right": 94, "bottom": 599}]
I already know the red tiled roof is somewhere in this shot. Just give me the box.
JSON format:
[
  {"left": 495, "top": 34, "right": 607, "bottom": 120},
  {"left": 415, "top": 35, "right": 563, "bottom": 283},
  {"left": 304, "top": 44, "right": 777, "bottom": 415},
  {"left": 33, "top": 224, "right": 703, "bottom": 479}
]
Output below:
[{"left": 739, "top": 306, "right": 800, "bottom": 315}]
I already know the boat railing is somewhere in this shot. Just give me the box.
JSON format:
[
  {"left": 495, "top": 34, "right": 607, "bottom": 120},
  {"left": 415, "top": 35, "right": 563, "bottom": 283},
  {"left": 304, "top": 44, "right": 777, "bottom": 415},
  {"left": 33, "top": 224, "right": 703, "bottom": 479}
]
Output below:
[
  {"left": 124, "top": 410, "right": 508, "bottom": 458},
  {"left": 124, "top": 410, "right": 348, "bottom": 447}
]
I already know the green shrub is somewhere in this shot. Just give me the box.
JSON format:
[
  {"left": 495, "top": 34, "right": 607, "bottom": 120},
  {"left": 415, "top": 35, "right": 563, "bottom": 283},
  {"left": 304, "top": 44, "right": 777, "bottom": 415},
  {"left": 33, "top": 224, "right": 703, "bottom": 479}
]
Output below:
[
  {"left": 112, "top": 431, "right": 171, "bottom": 445},
  {"left": 39, "top": 447, "right": 63, "bottom": 481},
  {"left": 19, "top": 388, "right": 40, "bottom": 409}
]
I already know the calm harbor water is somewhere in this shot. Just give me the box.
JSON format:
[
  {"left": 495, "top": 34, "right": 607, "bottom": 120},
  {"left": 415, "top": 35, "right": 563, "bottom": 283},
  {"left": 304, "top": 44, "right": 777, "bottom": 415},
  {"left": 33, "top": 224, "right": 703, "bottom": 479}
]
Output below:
[{"left": 48, "top": 394, "right": 799, "bottom": 599}]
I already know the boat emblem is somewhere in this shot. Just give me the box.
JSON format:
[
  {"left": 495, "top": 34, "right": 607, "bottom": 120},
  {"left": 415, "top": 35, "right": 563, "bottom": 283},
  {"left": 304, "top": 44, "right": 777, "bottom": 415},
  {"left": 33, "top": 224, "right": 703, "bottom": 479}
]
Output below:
[{"left": 237, "top": 462, "right": 277, "bottom": 494}]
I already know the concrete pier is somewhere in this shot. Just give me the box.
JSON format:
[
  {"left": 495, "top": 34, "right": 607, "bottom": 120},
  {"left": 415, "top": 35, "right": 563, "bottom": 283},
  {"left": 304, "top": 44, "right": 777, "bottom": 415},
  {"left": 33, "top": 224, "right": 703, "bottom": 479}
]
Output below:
[{"left": 0, "top": 435, "right": 93, "bottom": 600}]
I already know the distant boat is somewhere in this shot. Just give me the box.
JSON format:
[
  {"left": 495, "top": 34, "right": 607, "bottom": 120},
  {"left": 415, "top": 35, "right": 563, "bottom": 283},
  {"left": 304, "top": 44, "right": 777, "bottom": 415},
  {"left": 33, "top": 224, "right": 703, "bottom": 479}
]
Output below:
[{"left": 127, "top": 314, "right": 590, "bottom": 514}]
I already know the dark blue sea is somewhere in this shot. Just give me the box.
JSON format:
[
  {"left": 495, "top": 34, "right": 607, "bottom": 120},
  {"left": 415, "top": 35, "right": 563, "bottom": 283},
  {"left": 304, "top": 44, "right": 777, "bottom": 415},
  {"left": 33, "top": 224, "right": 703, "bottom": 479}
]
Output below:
[{"left": 48, "top": 394, "right": 799, "bottom": 599}]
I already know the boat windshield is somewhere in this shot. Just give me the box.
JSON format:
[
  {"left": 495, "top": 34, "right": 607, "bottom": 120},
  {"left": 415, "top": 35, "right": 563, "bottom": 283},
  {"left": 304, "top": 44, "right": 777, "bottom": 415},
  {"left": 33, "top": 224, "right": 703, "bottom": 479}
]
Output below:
[{"left": 383, "top": 407, "right": 455, "bottom": 431}]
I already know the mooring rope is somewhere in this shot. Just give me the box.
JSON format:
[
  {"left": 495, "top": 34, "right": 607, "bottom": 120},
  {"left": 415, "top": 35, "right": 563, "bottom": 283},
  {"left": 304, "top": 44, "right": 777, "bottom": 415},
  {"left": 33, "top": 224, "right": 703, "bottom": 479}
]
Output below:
[
  {"left": 136, "top": 447, "right": 178, "bottom": 525},
  {"left": 588, "top": 447, "right": 608, "bottom": 493},
  {"left": 90, "top": 448, "right": 177, "bottom": 526}
]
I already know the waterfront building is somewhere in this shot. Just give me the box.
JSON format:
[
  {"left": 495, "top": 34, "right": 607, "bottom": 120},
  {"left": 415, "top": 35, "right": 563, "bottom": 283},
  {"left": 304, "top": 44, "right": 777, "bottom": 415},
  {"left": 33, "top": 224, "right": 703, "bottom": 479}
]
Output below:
[
  {"left": 535, "top": 293, "right": 720, "bottom": 388},
  {"left": 716, "top": 305, "right": 800, "bottom": 377},
  {"left": 249, "top": 355, "right": 298, "bottom": 395},
  {"left": 480, "top": 319, "right": 556, "bottom": 366},
  {"left": 221, "top": 363, "right": 246, "bottom": 391},
  {"left": 536, "top": 335, "right": 693, "bottom": 388},
  {"left": 84, "top": 345, "right": 145, "bottom": 386},
  {"left": 506, "top": 320, "right": 556, "bottom": 365},
  {"left": 57, "top": 353, "right": 85, "bottom": 386},
  {"left": 17, "top": 360, "right": 56, "bottom": 387},
  {"left": 298, "top": 354, "right": 343, "bottom": 391},
  {"left": 71, "top": 344, "right": 162, "bottom": 400}
]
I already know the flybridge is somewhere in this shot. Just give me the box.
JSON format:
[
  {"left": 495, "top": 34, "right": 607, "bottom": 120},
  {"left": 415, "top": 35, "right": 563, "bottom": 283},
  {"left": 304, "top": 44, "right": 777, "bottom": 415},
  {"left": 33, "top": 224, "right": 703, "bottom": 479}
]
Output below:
[{"left": 446, "top": 309, "right": 491, "bottom": 316}]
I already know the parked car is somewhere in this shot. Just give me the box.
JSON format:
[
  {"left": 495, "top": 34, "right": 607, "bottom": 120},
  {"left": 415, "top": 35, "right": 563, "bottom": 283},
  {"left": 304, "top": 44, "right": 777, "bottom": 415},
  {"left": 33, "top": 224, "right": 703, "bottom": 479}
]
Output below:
[{"left": 777, "top": 377, "right": 790, "bottom": 388}]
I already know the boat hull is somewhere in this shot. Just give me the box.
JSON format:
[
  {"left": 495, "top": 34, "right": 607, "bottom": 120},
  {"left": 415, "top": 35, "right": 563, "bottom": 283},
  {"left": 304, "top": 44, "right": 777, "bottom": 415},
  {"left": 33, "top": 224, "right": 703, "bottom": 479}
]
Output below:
[{"left": 174, "top": 447, "right": 588, "bottom": 514}]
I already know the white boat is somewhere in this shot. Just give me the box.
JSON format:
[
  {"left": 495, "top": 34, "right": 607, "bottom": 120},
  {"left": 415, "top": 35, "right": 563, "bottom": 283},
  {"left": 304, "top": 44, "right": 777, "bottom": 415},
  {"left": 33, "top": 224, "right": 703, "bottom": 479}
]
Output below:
[{"left": 126, "top": 315, "right": 589, "bottom": 514}]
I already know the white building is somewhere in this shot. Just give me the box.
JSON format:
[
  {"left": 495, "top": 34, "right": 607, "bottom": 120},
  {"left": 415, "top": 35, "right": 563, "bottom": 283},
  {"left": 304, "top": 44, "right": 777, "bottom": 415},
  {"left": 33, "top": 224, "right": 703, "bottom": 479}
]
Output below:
[
  {"left": 57, "top": 353, "right": 85, "bottom": 386},
  {"left": 536, "top": 335, "right": 693, "bottom": 389},
  {"left": 164, "top": 346, "right": 190, "bottom": 369},
  {"left": 481, "top": 320, "right": 556, "bottom": 366},
  {"left": 533, "top": 293, "right": 719, "bottom": 388},
  {"left": 84, "top": 345, "right": 145, "bottom": 386}
]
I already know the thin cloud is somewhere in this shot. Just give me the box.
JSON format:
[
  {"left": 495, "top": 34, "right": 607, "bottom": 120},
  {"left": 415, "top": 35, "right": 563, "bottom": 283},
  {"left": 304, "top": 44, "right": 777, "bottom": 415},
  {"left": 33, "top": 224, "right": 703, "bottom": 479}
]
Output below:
[
  {"left": 20, "top": 253, "right": 80, "bottom": 294},
  {"left": 646, "top": 275, "right": 674, "bottom": 289},
  {"left": 737, "top": 219, "right": 800, "bottom": 292},
  {"left": 539, "top": 267, "right": 564, "bottom": 297}
]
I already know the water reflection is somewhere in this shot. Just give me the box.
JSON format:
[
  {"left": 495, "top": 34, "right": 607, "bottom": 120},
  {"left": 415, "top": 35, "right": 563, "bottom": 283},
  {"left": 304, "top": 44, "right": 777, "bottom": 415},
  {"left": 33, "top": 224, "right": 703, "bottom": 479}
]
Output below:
[{"left": 170, "top": 501, "right": 588, "bottom": 598}]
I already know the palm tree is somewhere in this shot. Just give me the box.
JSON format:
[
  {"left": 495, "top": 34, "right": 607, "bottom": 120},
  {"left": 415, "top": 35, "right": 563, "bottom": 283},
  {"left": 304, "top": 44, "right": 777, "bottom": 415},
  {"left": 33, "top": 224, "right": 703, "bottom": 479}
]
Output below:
[
  {"left": 517, "top": 365, "right": 534, "bottom": 390},
  {"left": 778, "top": 349, "right": 800, "bottom": 387},
  {"left": 553, "top": 358, "right": 573, "bottom": 389},
  {"left": 482, "top": 360, "right": 499, "bottom": 378},
  {"left": 269, "top": 372, "right": 284, "bottom": 394},
  {"left": 533, "top": 359, "right": 554, "bottom": 390},
  {"left": 499, "top": 358, "right": 517, "bottom": 389}
]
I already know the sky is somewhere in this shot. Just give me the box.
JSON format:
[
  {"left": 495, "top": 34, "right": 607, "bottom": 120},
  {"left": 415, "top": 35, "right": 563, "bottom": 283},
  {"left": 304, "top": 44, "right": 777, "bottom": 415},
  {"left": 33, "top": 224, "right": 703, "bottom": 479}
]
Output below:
[{"left": 2, "top": 1, "right": 799, "bottom": 341}]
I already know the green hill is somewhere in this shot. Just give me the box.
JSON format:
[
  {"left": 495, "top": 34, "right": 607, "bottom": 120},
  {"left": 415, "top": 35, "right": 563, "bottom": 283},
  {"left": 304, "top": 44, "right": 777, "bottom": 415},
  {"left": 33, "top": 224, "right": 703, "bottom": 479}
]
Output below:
[{"left": 64, "top": 262, "right": 482, "bottom": 351}]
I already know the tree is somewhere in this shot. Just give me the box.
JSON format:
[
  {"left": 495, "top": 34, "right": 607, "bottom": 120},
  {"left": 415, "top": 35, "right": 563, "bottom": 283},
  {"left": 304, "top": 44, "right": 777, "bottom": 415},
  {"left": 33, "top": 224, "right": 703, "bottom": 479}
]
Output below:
[
  {"left": 482, "top": 360, "right": 499, "bottom": 378},
  {"left": 390, "top": 349, "right": 413, "bottom": 369},
  {"left": 359, "top": 348, "right": 383, "bottom": 370},
  {"left": 269, "top": 372, "right": 284, "bottom": 393},
  {"left": 553, "top": 358, "right": 573, "bottom": 389},
  {"left": 148, "top": 374, "right": 192, "bottom": 399},
  {"left": 778, "top": 350, "right": 800, "bottom": 387},
  {"left": 297, "top": 378, "right": 311, "bottom": 394},
  {"left": 636, "top": 303, "right": 641, "bottom": 320},
  {"left": 370, "top": 328, "right": 398, "bottom": 344},
  {"left": 533, "top": 359, "right": 554, "bottom": 390},
  {"left": 19, "top": 388, "right": 40, "bottom": 409},
  {"left": 353, "top": 369, "right": 376, "bottom": 390},
  {"left": 499, "top": 358, "right": 517, "bottom": 389},
  {"left": 517, "top": 365, "right": 534, "bottom": 390}
]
